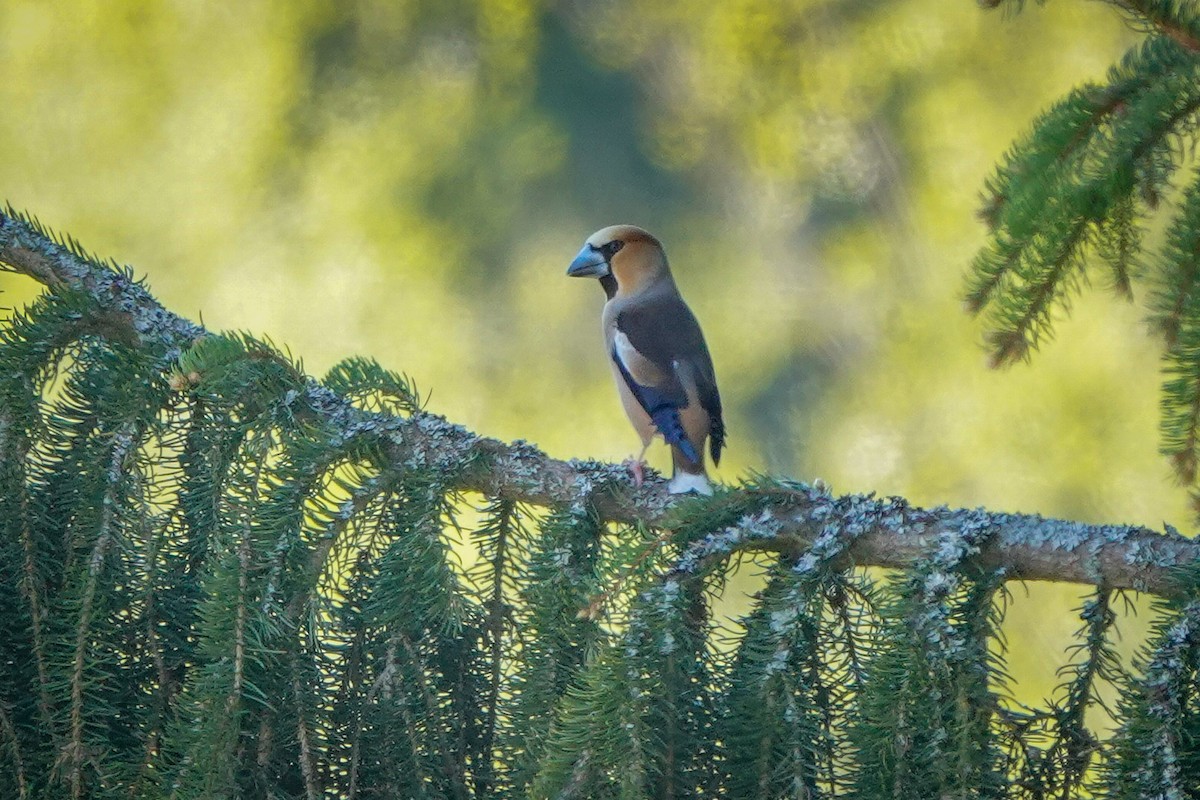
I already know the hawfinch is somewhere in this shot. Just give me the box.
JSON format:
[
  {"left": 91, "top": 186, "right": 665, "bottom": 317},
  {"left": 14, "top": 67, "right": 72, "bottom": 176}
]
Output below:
[{"left": 567, "top": 225, "right": 725, "bottom": 495}]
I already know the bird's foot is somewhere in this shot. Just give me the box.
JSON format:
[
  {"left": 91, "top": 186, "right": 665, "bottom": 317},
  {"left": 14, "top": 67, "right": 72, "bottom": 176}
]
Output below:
[{"left": 623, "top": 457, "right": 646, "bottom": 488}]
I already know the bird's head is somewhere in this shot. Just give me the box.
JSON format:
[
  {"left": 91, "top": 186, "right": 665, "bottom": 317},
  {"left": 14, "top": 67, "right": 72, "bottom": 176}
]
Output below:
[{"left": 567, "top": 225, "right": 669, "bottom": 298}]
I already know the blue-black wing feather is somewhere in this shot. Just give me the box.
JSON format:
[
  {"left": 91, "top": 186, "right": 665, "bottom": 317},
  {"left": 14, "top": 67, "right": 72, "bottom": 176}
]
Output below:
[
  {"left": 610, "top": 345, "right": 701, "bottom": 464},
  {"left": 614, "top": 294, "right": 724, "bottom": 465}
]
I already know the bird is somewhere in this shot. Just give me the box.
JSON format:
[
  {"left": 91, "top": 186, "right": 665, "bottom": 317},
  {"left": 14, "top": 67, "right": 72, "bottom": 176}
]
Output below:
[{"left": 566, "top": 224, "right": 725, "bottom": 495}]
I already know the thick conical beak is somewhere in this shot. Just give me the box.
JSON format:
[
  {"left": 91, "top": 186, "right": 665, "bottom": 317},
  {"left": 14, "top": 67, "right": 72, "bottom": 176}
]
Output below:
[{"left": 566, "top": 244, "right": 610, "bottom": 278}]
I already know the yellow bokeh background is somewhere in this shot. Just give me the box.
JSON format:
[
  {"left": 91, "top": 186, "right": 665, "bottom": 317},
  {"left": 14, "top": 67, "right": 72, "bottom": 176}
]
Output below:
[{"left": 1, "top": 0, "right": 1188, "bottom": 711}]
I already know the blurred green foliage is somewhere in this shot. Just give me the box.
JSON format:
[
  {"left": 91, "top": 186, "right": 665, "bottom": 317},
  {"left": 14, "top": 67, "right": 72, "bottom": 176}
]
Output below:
[{"left": 0, "top": 0, "right": 1188, "bottom": 706}]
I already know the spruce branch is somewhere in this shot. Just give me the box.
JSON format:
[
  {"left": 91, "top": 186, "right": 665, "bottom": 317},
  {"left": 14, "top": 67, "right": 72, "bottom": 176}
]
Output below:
[
  {"left": 289, "top": 658, "right": 320, "bottom": 800},
  {"left": 1112, "top": 0, "right": 1200, "bottom": 53},
  {"left": 966, "top": 3, "right": 1200, "bottom": 505},
  {"left": 1101, "top": 596, "right": 1200, "bottom": 796},
  {"left": 1053, "top": 592, "right": 1121, "bottom": 791},
  {"left": 472, "top": 498, "right": 518, "bottom": 799},
  {"left": 2, "top": 208, "right": 1198, "bottom": 598},
  {"left": 0, "top": 703, "right": 28, "bottom": 800},
  {"left": 979, "top": 1, "right": 1200, "bottom": 52},
  {"left": 15, "top": 474, "right": 52, "bottom": 740}
]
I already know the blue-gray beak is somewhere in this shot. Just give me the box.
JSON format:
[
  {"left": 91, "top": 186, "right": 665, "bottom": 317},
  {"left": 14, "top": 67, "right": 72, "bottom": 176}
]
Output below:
[{"left": 566, "top": 244, "right": 610, "bottom": 278}]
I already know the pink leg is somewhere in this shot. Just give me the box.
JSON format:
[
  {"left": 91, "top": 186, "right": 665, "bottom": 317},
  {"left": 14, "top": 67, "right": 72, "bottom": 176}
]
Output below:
[{"left": 623, "top": 442, "right": 651, "bottom": 488}]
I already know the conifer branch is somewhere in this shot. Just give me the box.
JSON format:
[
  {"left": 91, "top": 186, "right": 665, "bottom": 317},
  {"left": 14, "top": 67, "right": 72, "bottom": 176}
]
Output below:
[
  {"left": 290, "top": 661, "right": 320, "bottom": 800},
  {"left": 476, "top": 499, "right": 515, "bottom": 799},
  {"left": 1, "top": 209, "right": 1198, "bottom": 599},
  {"left": 16, "top": 490, "right": 52, "bottom": 739},
  {"left": 1113, "top": 0, "right": 1200, "bottom": 53},
  {"left": 0, "top": 704, "right": 27, "bottom": 800},
  {"left": 980, "top": 1, "right": 1200, "bottom": 53}
]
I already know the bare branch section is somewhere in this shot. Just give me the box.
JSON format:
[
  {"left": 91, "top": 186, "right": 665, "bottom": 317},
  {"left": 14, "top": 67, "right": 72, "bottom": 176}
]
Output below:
[{"left": 2, "top": 210, "right": 1198, "bottom": 597}]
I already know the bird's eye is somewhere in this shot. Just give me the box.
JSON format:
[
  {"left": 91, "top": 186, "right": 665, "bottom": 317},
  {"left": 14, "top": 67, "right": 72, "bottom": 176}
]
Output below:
[{"left": 605, "top": 241, "right": 625, "bottom": 257}]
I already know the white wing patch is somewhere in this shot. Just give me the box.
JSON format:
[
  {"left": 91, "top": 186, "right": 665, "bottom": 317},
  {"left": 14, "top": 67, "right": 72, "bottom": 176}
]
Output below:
[
  {"left": 613, "top": 331, "right": 638, "bottom": 370},
  {"left": 614, "top": 329, "right": 678, "bottom": 388}
]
